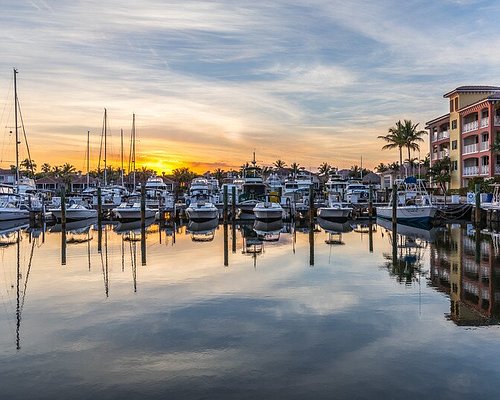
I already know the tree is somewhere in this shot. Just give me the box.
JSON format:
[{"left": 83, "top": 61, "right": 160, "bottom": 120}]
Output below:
[
  {"left": 379, "top": 121, "right": 407, "bottom": 166},
  {"left": 213, "top": 168, "right": 225, "bottom": 185},
  {"left": 20, "top": 158, "right": 36, "bottom": 178},
  {"left": 492, "top": 136, "right": 500, "bottom": 153},
  {"left": 317, "top": 162, "right": 331, "bottom": 176},
  {"left": 348, "top": 165, "right": 370, "bottom": 179},
  {"left": 400, "top": 120, "right": 426, "bottom": 163},
  {"left": 290, "top": 162, "right": 300, "bottom": 178},
  {"left": 273, "top": 159, "right": 287, "bottom": 169},
  {"left": 172, "top": 167, "right": 197, "bottom": 189},
  {"left": 41, "top": 163, "right": 51, "bottom": 174},
  {"left": 375, "top": 163, "right": 388, "bottom": 173},
  {"left": 427, "top": 156, "right": 451, "bottom": 201}
]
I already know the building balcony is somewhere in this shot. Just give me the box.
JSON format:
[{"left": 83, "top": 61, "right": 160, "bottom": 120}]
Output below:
[
  {"left": 496, "top": 165, "right": 500, "bottom": 174},
  {"left": 480, "top": 165, "right": 490, "bottom": 175},
  {"left": 463, "top": 120, "right": 479, "bottom": 133},
  {"left": 463, "top": 143, "right": 478, "bottom": 154},
  {"left": 464, "top": 166, "right": 479, "bottom": 176},
  {"left": 495, "top": 116, "right": 500, "bottom": 126},
  {"left": 480, "top": 142, "right": 489, "bottom": 151},
  {"left": 432, "top": 131, "right": 450, "bottom": 142},
  {"left": 480, "top": 118, "right": 489, "bottom": 128}
]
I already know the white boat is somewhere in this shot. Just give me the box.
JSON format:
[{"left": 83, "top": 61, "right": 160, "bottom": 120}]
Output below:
[
  {"left": 49, "top": 204, "right": 97, "bottom": 222},
  {"left": 324, "top": 171, "right": 348, "bottom": 198},
  {"left": 185, "top": 201, "right": 219, "bottom": 222},
  {"left": 112, "top": 202, "right": 156, "bottom": 221},
  {"left": 345, "top": 181, "right": 369, "bottom": 203},
  {"left": 316, "top": 194, "right": 352, "bottom": 222},
  {"left": 377, "top": 177, "right": 437, "bottom": 224},
  {"left": 253, "top": 201, "right": 284, "bottom": 221},
  {"left": 0, "top": 201, "right": 30, "bottom": 221},
  {"left": 265, "top": 172, "right": 284, "bottom": 192}
]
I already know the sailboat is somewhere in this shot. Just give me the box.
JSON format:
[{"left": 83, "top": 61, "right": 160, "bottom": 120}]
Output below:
[{"left": 0, "top": 69, "right": 31, "bottom": 221}]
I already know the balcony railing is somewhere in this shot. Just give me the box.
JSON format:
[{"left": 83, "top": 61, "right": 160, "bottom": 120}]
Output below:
[
  {"left": 431, "top": 131, "right": 450, "bottom": 142},
  {"left": 480, "top": 142, "right": 489, "bottom": 151},
  {"left": 463, "top": 143, "right": 478, "bottom": 154},
  {"left": 495, "top": 116, "right": 500, "bottom": 126},
  {"left": 480, "top": 165, "right": 489, "bottom": 175},
  {"left": 496, "top": 165, "right": 500, "bottom": 174},
  {"left": 463, "top": 120, "right": 479, "bottom": 133},
  {"left": 464, "top": 166, "right": 479, "bottom": 176},
  {"left": 480, "top": 118, "right": 489, "bottom": 128}
]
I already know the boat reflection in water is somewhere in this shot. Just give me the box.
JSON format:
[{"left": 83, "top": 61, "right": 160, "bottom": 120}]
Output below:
[
  {"left": 114, "top": 217, "right": 155, "bottom": 237},
  {"left": 50, "top": 218, "right": 96, "bottom": 244},
  {"left": 0, "top": 219, "right": 30, "bottom": 247},
  {"left": 253, "top": 219, "right": 283, "bottom": 242},
  {"left": 317, "top": 217, "right": 352, "bottom": 245},
  {"left": 377, "top": 218, "right": 431, "bottom": 286},
  {"left": 187, "top": 218, "right": 218, "bottom": 242}
]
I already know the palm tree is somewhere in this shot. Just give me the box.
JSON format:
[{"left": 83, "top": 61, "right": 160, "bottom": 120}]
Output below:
[
  {"left": 400, "top": 120, "right": 426, "bottom": 163},
  {"left": 20, "top": 158, "right": 36, "bottom": 178},
  {"left": 41, "top": 163, "right": 51, "bottom": 174},
  {"left": 290, "top": 162, "right": 300, "bottom": 178},
  {"left": 375, "top": 163, "right": 388, "bottom": 173},
  {"left": 379, "top": 121, "right": 407, "bottom": 166},
  {"left": 317, "top": 162, "right": 331, "bottom": 176},
  {"left": 273, "top": 159, "right": 287, "bottom": 169},
  {"left": 213, "top": 168, "right": 225, "bottom": 185}
]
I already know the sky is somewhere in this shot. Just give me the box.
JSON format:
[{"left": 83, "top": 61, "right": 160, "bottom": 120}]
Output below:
[{"left": 1, "top": 0, "right": 500, "bottom": 174}]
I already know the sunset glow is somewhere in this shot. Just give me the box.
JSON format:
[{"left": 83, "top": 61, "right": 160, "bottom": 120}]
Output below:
[{"left": 1, "top": 1, "right": 500, "bottom": 173}]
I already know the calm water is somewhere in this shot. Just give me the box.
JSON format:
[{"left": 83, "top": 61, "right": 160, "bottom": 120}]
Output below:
[{"left": 1, "top": 217, "right": 500, "bottom": 399}]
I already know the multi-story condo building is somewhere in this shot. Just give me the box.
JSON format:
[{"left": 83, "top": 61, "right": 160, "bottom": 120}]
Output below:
[{"left": 426, "top": 86, "right": 500, "bottom": 189}]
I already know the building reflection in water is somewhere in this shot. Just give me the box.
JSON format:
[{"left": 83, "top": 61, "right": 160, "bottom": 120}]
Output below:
[{"left": 430, "top": 224, "right": 500, "bottom": 326}]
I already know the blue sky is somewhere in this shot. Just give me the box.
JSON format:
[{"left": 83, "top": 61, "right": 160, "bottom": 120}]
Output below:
[{"left": 1, "top": 0, "right": 500, "bottom": 172}]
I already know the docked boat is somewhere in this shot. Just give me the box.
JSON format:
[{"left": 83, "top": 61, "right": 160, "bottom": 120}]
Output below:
[
  {"left": 324, "top": 171, "right": 349, "bottom": 199},
  {"left": 253, "top": 201, "right": 284, "bottom": 221},
  {"left": 0, "top": 201, "right": 30, "bottom": 221},
  {"left": 345, "top": 181, "right": 369, "bottom": 203},
  {"left": 316, "top": 194, "right": 352, "bottom": 222},
  {"left": 238, "top": 159, "right": 267, "bottom": 218},
  {"left": 185, "top": 201, "right": 219, "bottom": 222},
  {"left": 50, "top": 204, "right": 97, "bottom": 222},
  {"left": 377, "top": 177, "right": 437, "bottom": 224},
  {"left": 112, "top": 202, "right": 156, "bottom": 221}
]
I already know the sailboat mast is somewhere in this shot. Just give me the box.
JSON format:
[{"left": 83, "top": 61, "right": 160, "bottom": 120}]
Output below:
[
  {"left": 360, "top": 155, "right": 363, "bottom": 180},
  {"left": 13, "top": 68, "right": 19, "bottom": 190},
  {"left": 120, "top": 128, "right": 124, "bottom": 187},
  {"left": 132, "top": 113, "right": 136, "bottom": 189},
  {"left": 87, "top": 130, "right": 90, "bottom": 188},
  {"left": 104, "top": 108, "right": 107, "bottom": 186}
]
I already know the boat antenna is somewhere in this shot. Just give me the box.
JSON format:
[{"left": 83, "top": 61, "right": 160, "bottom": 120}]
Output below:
[
  {"left": 120, "top": 128, "right": 124, "bottom": 187},
  {"left": 13, "top": 68, "right": 19, "bottom": 190},
  {"left": 104, "top": 108, "right": 107, "bottom": 186},
  {"left": 252, "top": 149, "right": 256, "bottom": 166},
  {"left": 86, "top": 130, "right": 90, "bottom": 188}
]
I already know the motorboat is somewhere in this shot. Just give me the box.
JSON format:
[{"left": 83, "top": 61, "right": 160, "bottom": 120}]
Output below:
[
  {"left": 316, "top": 194, "right": 352, "bottom": 222},
  {"left": 253, "top": 201, "right": 284, "bottom": 221},
  {"left": 185, "top": 201, "right": 219, "bottom": 222},
  {"left": 377, "top": 177, "right": 437, "bottom": 224},
  {"left": 324, "top": 171, "right": 348, "bottom": 199},
  {"left": 112, "top": 202, "right": 156, "bottom": 221},
  {"left": 345, "top": 181, "right": 369, "bottom": 203},
  {"left": 49, "top": 203, "right": 98, "bottom": 222},
  {"left": 0, "top": 201, "right": 30, "bottom": 221}
]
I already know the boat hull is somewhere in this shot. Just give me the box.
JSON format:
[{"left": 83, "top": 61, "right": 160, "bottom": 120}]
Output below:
[
  {"left": 113, "top": 208, "right": 156, "bottom": 221},
  {"left": 316, "top": 207, "right": 351, "bottom": 222},
  {"left": 253, "top": 203, "right": 284, "bottom": 221},
  {"left": 376, "top": 205, "right": 437, "bottom": 224},
  {"left": 0, "top": 209, "right": 30, "bottom": 221},
  {"left": 50, "top": 209, "right": 97, "bottom": 222},
  {"left": 185, "top": 205, "right": 219, "bottom": 222}
]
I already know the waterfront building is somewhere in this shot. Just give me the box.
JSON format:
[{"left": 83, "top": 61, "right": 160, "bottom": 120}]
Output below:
[{"left": 426, "top": 86, "right": 500, "bottom": 189}]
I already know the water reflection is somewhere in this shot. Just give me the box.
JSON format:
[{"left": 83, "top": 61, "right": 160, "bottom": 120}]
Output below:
[
  {"left": 430, "top": 224, "right": 500, "bottom": 326},
  {"left": 3, "top": 218, "right": 500, "bottom": 398}
]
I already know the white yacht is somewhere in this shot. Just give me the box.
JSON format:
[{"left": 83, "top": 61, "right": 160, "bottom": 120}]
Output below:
[
  {"left": 185, "top": 200, "right": 219, "bottom": 222},
  {"left": 253, "top": 201, "right": 284, "bottom": 221},
  {"left": 0, "top": 200, "right": 30, "bottom": 221},
  {"left": 265, "top": 172, "right": 284, "bottom": 192},
  {"left": 316, "top": 194, "right": 353, "bottom": 222},
  {"left": 345, "top": 181, "right": 369, "bottom": 203},
  {"left": 325, "top": 172, "right": 348, "bottom": 199},
  {"left": 49, "top": 204, "right": 98, "bottom": 222},
  {"left": 377, "top": 177, "right": 437, "bottom": 224},
  {"left": 238, "top": 165, "right": 267, "bottom": 218},
  {"left": 112, "top": 202, "right": 156, "bottom": 221}
]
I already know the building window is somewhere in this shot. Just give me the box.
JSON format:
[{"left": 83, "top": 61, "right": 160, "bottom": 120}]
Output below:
[
  {"left": 450, "top": 100, "right": 454, "bottom": 112},
  {"left": 452, "top": 140, "right": 457, "bottom": 150},
  {"left": 451, "top": 120, "right": 457, "bottom": 130},
  {"left": 454, "top": 97, "right": 458, "bottom": 111},
  {"left": 452, "top": 161, "right": 458, "bottom": 171}
]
